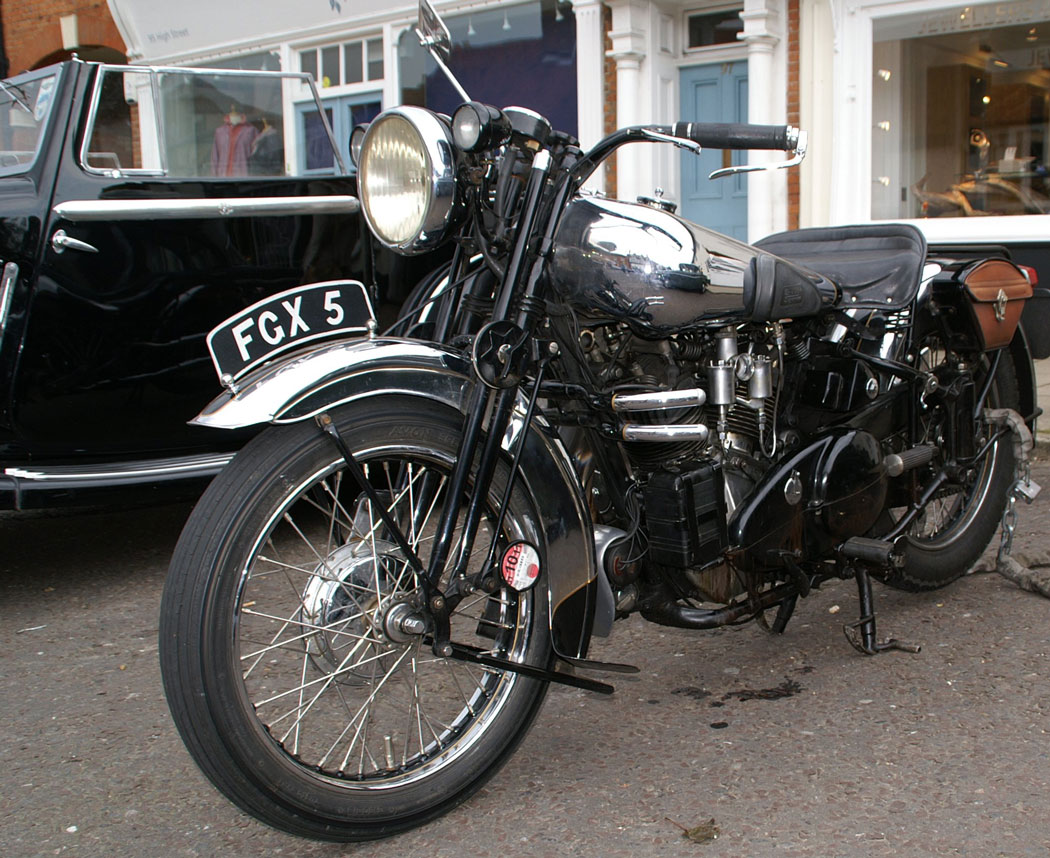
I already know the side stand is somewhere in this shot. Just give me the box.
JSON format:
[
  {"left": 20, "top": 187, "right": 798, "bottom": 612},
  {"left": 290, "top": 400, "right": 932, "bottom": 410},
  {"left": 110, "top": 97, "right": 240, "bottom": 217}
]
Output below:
[{"left": 843, "top": 566, "right": 922, "bottom": 655}]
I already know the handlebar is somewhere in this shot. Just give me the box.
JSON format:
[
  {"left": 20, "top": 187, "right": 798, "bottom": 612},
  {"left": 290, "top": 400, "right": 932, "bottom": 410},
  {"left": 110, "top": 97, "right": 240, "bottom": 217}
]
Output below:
[
  {"left": 671, "top": 122, "right": 797, "bottom": 151},
  {"left": 567, "top": 122, "right": 805, "bottom": 190}
]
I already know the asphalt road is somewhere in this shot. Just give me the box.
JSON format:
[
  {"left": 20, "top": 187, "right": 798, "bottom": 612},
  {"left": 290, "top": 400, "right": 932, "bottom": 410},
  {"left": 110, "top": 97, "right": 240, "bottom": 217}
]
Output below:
[{"left": 1, "top": 461, "right": 1049, "bottom": 858}]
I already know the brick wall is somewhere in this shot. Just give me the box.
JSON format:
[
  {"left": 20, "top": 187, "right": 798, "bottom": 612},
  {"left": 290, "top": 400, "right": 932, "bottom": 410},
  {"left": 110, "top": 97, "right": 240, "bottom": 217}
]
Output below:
[
  {"left": 787, "top": 0, "right": 800, "bottom": 229},
  {"left": 602, "top": 3, "right": 617, "bottom": 196},
  {"left": 3, "top": 0, "right": 125, "bottom": 74}
]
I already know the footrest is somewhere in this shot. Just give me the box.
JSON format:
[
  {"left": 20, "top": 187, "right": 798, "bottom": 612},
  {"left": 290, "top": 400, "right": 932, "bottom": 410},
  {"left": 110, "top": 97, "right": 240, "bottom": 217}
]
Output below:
[{"left": 839, "top": 536, "right": 900, "bottom": 567}]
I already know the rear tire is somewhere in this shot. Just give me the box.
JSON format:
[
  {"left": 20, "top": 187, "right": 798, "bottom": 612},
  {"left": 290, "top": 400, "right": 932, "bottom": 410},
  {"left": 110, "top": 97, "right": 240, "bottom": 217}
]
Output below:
[
  {"left": 160, "top": 397, "right": 551, "bottom": 841},
  {"left": 882, "top": 344, "right": 1018, "bottom": 591}
]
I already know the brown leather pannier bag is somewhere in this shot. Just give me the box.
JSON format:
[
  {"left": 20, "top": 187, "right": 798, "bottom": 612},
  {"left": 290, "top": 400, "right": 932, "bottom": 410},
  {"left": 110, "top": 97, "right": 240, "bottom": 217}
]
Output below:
[{"left": 960, "top": 259, "right": 1032, "bottom": 350}]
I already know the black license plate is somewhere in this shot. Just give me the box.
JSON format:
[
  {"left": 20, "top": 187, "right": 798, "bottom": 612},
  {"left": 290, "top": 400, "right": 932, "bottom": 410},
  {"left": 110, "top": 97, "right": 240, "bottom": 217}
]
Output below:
[{"left": 207, "top": 280, "right": 374, "bottom": 382}]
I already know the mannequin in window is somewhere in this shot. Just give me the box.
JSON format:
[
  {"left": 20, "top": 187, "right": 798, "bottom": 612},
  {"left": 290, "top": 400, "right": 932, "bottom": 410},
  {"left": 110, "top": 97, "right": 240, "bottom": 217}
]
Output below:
[
  {"left": 248, "top": 116, "right": 284, "bottom": 176},
  {"left": 211, "top": 105, "right": 259, "bottom": 177}
]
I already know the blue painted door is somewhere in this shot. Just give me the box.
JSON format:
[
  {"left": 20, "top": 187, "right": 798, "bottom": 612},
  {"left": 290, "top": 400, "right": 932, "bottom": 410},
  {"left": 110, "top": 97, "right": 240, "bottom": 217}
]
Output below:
[{"left": 679, "top": 61, "right": 748, "bottom": 240}]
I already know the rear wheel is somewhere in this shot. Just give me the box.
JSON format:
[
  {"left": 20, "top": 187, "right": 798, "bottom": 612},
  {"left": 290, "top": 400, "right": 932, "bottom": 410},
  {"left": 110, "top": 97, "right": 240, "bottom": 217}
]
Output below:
[
  {"left": 882, "top": 340, "right": 1018, "bottom": 591},
  {"left": 160, "top": 398, "right": 550, "bottom": 840}
]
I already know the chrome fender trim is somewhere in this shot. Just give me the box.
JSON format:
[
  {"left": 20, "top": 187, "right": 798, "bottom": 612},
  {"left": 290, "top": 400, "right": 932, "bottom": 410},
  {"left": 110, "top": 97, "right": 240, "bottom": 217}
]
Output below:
[
  {"left": 192, "top": 337, "right": 606, "bottom": 656},
  {"left": 192, "top": 339, "right": 470, "bottom": 429},
  {"left": 53, "top": 196, "right": 359, "bottom": 222}
]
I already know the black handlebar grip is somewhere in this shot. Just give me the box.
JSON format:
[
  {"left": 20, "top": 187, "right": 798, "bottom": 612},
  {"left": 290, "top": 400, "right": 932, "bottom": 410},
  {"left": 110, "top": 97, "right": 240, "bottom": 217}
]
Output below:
[{"left": 672, "top": 122, "right": 794, "bottom": 151}]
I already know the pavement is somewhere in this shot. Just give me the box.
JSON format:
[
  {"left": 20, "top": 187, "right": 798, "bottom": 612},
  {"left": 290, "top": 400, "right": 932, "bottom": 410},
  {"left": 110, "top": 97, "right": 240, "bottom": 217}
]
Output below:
[
  {"left": 1, "top": 463, "right": 1049, "bottom": 857},
  {"left": 1036, "top": 358, "right": 1050, "bottom": 446},
  {"left": 0, "top": 361, "right": 1047, "bottom": 857}
]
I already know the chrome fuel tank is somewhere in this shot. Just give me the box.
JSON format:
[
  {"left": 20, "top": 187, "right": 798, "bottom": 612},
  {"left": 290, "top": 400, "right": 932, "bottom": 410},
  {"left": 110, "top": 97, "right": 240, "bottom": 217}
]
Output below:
[{"left": 548, "top": 196, "right": 762, "bottom": 334}]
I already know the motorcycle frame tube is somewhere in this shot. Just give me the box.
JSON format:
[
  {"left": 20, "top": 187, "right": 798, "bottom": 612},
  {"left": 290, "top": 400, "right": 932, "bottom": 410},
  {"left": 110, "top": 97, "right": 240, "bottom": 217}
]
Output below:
[{"left": 191, "top": 337, "right": 607, "bottom": 658}]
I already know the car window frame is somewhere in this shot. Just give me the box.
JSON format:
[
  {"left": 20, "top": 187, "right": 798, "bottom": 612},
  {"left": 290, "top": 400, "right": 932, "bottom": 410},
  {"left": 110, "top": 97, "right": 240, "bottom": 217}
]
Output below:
[
  {"left": 0, "top": 64, "right": 64, "bottom": 178},
  {"left": 78, "top": 63, "right": 348, "bottom": 180}
]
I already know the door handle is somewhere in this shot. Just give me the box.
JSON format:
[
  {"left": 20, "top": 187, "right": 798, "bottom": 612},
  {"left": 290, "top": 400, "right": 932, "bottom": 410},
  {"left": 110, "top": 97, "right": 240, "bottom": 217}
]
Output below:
[{"left": 51, "top": 229, "right": 99, "bottom": 254}]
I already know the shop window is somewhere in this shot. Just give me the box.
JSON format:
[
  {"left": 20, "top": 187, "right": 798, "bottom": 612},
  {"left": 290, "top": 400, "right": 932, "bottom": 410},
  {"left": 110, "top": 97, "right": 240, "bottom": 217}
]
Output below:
[
  {"left": 367, "top": 38, "right": 384, "bottom": 81},
  {"left": 297, "top": 93, "right": 381, "bottom": 174},
  {"left": 345, "top": 43, "right": 364, "bottom": 85},
  {"left": 686, "top": 8, "right": 743, "bottom": 50},
  {"left": 398, "top": 0, "right": 577, "bottom": 137},
  {"left": 872, "top": 0, "right": 1050, "bottom": 219},
  {"left": 300, "top": 37, "right": 383, "bottom": 89}
]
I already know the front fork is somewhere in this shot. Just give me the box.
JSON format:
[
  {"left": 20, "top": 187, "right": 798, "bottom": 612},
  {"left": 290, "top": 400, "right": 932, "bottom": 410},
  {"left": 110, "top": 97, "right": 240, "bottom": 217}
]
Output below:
[{"left": 339, "top": 146, "right": 572, "bottom": 659}]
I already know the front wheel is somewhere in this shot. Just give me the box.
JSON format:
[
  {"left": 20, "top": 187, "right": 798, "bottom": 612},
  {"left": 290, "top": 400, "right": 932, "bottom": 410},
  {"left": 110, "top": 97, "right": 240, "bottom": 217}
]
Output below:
[{"left": 160, "top": 398, "right": 551, "bottom": 841}]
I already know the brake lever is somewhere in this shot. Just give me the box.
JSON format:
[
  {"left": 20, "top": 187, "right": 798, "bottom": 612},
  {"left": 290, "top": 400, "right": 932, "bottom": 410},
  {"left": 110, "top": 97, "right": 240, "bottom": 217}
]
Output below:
[{"left": 708, "top": 130, "right": 809, "bottom": 180}]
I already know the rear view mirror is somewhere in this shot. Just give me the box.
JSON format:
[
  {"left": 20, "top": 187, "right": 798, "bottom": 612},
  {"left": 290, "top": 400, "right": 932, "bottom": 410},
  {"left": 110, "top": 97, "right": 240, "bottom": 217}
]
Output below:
[
  {"left": 417, "top": 0, "right": 452, "bottom": 65},
  {"left": 415, "top": 0, "right": 470, "bottom": 101}
]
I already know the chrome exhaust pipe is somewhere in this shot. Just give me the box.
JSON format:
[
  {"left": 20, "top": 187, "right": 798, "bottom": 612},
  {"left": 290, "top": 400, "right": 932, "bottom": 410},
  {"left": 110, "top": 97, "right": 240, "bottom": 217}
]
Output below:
[
  {"left": 621, "top": 423, "right": 710, "bottom": 443},
  {"left": 611, "top": 387, "right": 707, "bottom": 412}
]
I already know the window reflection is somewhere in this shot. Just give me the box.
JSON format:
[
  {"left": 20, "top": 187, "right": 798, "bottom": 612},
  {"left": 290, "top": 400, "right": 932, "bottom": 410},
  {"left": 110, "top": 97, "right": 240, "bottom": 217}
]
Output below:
[
  {"left": 398, "top": 0, "right": 577, "bottom": 138},
  {"left": 0, "top": 71, "right": 58, "bottom": 174},
  {"left": 82, "top": 68, "right": 301, "bottom": 179},
  {"left": 873, "top": 1, "right": 1050, "bottom": 219}
]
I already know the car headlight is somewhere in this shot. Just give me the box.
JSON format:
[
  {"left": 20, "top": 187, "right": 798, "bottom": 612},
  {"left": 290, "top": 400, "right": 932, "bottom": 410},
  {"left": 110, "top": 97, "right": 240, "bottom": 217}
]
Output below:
[{"left": 357, "top": 106, "right": 460, "bottom": 255}]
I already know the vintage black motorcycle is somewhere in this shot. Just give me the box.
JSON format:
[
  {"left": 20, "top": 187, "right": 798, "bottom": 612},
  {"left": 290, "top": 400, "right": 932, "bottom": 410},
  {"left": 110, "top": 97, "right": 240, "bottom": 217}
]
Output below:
[{"left": 159, "top": 2, "right": 1042, "bottom": 842}]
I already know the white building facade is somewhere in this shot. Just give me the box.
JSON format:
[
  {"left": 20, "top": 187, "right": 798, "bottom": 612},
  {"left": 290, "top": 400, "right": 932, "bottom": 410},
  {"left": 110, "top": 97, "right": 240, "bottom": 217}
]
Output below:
[
  {"left": 107, "top": 0, "right": 1050, "bottom": 251},
  {"left": 107, "top": 0, "right": 798, "bottom": 241}
]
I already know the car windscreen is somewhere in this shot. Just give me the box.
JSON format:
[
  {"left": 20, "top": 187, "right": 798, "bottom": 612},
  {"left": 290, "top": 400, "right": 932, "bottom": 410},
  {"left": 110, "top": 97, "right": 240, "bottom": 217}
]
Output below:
[
  {"left": 0, "top": 69, "right": 60, "bottom": 176},
  {"left": 81, "top": 65, "right": 345, "bottom": 179}
]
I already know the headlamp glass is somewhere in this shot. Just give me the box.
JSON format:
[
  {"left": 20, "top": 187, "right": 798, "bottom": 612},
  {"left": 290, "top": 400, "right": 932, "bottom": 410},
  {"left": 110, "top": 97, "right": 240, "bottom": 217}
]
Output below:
[{"left": 359, "top": 113, "right": 431, "bottom": 247}]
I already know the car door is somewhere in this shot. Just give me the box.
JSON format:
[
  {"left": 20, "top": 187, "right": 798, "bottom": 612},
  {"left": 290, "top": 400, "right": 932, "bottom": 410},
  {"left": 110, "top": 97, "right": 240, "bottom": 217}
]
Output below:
[
  {"left": 0, "top": 63, "right": 72, "bottom": 459},
  {"left": 18, "top": 63, "right": 369, "bottom": 459}
]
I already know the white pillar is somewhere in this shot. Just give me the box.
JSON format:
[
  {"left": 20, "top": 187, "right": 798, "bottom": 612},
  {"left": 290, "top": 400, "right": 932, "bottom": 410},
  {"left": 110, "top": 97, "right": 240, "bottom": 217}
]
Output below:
[
  {"left": 572, "top": 0, "right": 606, "bottom": 193},
  {"left": 799, "top": 0, "right": 836, "bottom": 227},
  {"left": 606, "top": 0, "right": 648, "bottom": 201},
  {"left": 740, "top": 0, "right": 788, "bottom": 240}
]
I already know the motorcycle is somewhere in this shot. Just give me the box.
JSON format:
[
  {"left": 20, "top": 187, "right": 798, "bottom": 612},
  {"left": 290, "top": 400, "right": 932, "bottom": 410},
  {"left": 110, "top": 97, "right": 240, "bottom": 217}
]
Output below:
[{"left": 159, "top": 1, "right": 1042, "bottom": 841}]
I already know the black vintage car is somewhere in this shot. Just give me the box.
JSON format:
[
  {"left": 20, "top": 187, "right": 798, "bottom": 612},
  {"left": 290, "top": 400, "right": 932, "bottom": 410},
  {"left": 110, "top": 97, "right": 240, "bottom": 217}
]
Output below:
[{"left": 0, "top": 59, "right": 432, "bottom": 510}]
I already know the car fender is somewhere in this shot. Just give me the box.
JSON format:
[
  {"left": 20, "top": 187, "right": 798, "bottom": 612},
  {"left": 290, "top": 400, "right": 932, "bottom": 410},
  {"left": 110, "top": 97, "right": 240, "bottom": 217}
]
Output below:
[{"left": 193, "top": 336, "right": 611, "bottom": 656}]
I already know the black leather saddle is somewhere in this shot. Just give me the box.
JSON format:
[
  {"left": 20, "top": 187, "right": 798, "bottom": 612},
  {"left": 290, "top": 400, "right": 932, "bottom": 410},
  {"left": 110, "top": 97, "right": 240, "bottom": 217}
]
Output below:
[{"left": 755, "top": 223, "right": 927, "bottom": 311}]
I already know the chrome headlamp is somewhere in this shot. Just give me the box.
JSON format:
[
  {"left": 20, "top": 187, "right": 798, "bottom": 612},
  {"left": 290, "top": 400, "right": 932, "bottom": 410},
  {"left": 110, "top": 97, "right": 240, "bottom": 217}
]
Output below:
[{"left": 357, "top": 106, "right": 460, "bottom": 255}]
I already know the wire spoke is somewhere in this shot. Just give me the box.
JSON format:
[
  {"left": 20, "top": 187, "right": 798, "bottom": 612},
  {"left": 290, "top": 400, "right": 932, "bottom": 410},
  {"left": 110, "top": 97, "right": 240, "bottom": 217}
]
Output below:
[
  {"left": 317, "top": 646, "right": 414, "bottom": 768},
  {"left": 234, "top": 444, "right": 530, "bottom": 785}
]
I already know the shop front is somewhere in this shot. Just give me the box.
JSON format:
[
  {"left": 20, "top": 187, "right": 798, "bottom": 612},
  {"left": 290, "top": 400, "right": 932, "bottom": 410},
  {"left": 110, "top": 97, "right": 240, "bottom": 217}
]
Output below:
[
  {"left": 107, "top": 0, "right": 798, "bottom": 242},
  {"left": 108, "top": 0, "right": 581, "bottom": 183},
  {"left": 805, "top": 0, "right": 1050, "bottom": 276}
]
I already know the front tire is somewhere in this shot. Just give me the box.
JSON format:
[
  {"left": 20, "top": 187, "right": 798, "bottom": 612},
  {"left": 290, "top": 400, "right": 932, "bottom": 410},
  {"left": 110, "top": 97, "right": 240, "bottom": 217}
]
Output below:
[{"left": 160, "top": 398, "right": 551, "bottom": 841}]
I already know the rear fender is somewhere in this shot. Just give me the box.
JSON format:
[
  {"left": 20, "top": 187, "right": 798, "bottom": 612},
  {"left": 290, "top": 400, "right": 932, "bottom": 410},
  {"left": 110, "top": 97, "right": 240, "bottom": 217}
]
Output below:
[
  {"left": 1009, "top": 327, "right": 1037, "bottom": 431},
  {"left": 193, "top": 337, "right": 607, "bottom": 658}
]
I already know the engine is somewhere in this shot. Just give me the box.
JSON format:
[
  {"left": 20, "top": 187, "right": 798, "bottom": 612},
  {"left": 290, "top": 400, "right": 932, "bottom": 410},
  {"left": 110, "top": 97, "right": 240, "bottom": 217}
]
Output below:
[
  {"left": 557, "top": 311, "right": 888, "bottom": 607},
  {"left": 575, "top": 319, "right": 778, "bottom": 478},
  {"left": 565, "top": 317, "right": 784, "bottom": 603}
]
